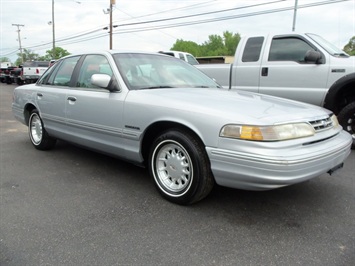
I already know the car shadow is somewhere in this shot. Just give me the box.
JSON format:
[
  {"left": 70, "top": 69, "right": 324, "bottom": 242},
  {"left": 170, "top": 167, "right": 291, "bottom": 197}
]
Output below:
[{"left": 40, "top": 140, "right": 338, "bottom": 229}]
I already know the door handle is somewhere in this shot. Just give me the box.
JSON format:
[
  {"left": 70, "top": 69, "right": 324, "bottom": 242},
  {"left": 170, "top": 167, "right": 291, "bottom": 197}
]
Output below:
[
  {"left": 261, "top": 67, "right": 268, "bottom": 77},
  {"left": 67, "top": 96, "right": 77, "bottom": 102},
  {"left": 37, "top": 93, "right": 43, "bottom": 97}
]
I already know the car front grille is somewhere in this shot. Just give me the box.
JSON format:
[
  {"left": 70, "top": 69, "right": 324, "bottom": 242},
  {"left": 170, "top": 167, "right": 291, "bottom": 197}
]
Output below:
[{"left": 309, "top": 116, "right": 333, "bottom": 132}]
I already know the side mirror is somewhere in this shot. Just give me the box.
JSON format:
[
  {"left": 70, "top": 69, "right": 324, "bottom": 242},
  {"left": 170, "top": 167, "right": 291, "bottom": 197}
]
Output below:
[
  {"left": 91, "top": 74, "right": 119, "bottom": 92},
  {"left": 305, "top": 50, "right": 322, "bottom": 64},
  {"left": 91, "top": 74, "right": 110, "bottom": 88}
]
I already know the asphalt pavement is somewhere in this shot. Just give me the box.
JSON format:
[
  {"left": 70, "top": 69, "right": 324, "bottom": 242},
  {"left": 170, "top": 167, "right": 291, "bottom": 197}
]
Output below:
[{"left": 0, "top": 83, "right": 354, "bottom": 266}]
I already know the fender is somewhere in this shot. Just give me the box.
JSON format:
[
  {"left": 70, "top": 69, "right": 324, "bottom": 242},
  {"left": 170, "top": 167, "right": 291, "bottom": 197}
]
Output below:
[{"left": 324, "top": 72, "right": 355, "bottom": 114}]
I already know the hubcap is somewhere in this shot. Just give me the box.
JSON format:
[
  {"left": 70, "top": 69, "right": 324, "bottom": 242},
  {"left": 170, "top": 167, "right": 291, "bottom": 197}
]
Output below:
[
  {"left": 154, "top": 141, "right": 192, "bottom": 195},
  {"left": 30, "top": 114, "right": 43, "bottom": 145},
  {"left": 345, "top": 116, "right": 355, "bottom": 140}
]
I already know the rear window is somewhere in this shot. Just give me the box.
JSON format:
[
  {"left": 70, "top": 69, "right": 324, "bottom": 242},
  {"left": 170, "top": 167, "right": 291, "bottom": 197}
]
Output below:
[
  {"left": 37, "top": 62, "right": 49, "bottom": 67},
  {"left": 23, "top": 61, "right": 49, "bottom": 67},
  {"left": 242, "top": 37, "right": 264, "bottom": 62}
]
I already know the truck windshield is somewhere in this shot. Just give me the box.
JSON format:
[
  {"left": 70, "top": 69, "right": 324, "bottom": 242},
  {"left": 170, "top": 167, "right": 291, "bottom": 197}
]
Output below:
[
  {"left": 113, "top": 53, "right": 218, "bottom": 90},
  {"left": 306, "top": 33, "right": 349, "bottom": 57}
]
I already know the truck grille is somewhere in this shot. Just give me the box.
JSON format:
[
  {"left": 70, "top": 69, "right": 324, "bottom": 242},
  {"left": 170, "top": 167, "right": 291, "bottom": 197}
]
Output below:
[{"left": 309, "top": 116, "right": 333, "bottom": 132}]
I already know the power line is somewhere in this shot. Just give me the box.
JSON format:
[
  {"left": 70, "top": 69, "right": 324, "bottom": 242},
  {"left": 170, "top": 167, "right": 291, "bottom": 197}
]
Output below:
[
  {"left": 108, "top": 0, "right": 352, "bottom": 36},
  {"left": 113, "top": 0, "right": 287, "bottom": 28},
  {"left": 2, "top": 0, "right": 352, "bottom": 57},
  {"left": 63, "top": 0, "right": 352, "bottom": 46}
]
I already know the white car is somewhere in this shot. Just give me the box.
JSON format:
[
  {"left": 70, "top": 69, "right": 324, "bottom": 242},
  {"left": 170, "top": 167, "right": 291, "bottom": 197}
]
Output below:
[{"left": 12, "top": 51, "right": 352, "bottom": 204}]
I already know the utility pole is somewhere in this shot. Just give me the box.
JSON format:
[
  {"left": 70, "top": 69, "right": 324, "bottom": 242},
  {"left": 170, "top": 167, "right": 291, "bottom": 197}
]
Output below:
[
  {"left": 103, "top": 0, "right": 116, "bottom": 49},
  {"left": 52, "top": 0, "right": 55, "bottom": 59},
  {"left": 109, "top": 0, "right": 115, "bottom": 49},
  {"left": 12, "top": 23, "right": 25, "bottom": 63},
  {"left": 292, "top": 0, "right": 298, "bottom": 32}
]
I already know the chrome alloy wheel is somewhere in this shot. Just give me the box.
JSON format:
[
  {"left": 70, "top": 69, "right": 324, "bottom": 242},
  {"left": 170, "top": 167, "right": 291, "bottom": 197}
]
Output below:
[
  {"left": 153, "top": 140, "right": 193, "bottom": 196},
  {"left": 344, "top": 115, "right": 355, "bottom": 141},
  {"left": 29, "top": 113, "right": 43, "bottom": 145}
]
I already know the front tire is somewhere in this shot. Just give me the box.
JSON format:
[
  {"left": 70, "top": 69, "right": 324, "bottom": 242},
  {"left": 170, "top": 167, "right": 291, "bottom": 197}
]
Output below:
[
  {"left": 338, "top": 102, "right": 355, "bottom": 149},
  {"left": 28, "top": 109, "right": 56, "bottom": 150},
  {"left": 16, "top": 79, "right": 24, "bottom": 85},
  {"left": 149, "top": 129, "right": 214, "bottom": 205}
]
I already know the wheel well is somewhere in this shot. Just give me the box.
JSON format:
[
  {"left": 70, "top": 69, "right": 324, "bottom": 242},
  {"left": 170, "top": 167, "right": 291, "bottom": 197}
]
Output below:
[
  {"left": 141, "top": 121, "right": 204, "bottom": 166},
  {"left": 325, "top": 74, "right": 355, "bottom": 114},
  {"left": 24, "top": 104, "right": 36, "bottom": 125}
]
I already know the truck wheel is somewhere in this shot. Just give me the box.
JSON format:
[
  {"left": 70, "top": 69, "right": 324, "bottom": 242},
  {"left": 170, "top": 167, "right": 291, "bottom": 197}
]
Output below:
[
  {"left": 16, "top": 79, "right": 24, "bottom": 85},
  {"left": 149, "top": 128, "right": 214, "bottom": 205},
  {"left": 29, "top": 109, "right": 57, "bottom": 150},
  {"left": 338, "top": 102, "right": 355, "bottom": 149}
]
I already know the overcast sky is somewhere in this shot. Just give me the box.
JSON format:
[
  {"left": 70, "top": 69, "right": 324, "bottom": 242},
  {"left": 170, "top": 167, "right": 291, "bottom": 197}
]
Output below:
[{"left": 1, "top": 0, "right": 354, "bottom": 62}]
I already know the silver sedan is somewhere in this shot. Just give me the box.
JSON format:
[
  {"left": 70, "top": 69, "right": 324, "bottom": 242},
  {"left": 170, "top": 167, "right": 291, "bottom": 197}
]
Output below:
[{"left": 12, "top": 51, "right": 352, "bottom": 204}]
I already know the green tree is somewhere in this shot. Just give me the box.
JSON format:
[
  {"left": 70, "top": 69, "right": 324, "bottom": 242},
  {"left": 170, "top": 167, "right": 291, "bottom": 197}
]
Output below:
[
  {"left": 343, "top": 36, "right": 355, "bottom": 56},
  {"left": 223, "top": 31, "right": 241, "bottom": 56},
  {"left": 171, "top": 39, "right": 201, "bottom": 56},
  {"left": 40, "top": 47, "right": 70, "bottom": 60},
  {"left": 202, "top": 34, "right": 226, "bottom": 56},
  {"left": 170, "top": 31, "right": 241, "bottom": 56},
  {"left": 1, "top": 57, "right": 11, "bottom": 63},
  {"left": 15, "top": 48, "right": 39, "bottom": 65}
]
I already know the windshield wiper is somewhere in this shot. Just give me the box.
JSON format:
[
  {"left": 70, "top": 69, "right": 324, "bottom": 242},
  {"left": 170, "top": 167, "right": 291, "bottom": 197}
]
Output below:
[
  {"left": 333, "top": 53, "right": 349, "bottom": 57},
  {"left": 193, "top": 85, "right": 211, "bottom": 88},
  {"left": 141, "top": 86, "right": 176, "bottom": 90}
]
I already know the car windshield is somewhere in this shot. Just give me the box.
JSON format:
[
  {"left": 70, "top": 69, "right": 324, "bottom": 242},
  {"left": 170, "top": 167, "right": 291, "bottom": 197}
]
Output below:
[
  {"left": 113, "top": 53, "right": 218, "bottom": 90},
  {"left": 306, "top": 33, "right": 349, "bottom": 57}
]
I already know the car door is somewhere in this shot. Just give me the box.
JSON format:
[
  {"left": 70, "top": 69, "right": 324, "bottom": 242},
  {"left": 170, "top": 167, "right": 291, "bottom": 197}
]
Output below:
[
  {"left": 232, "top": 36, "right": 264, "bottom": 92},
  {"left": 258, "top": 36, "right": 329, "bottom": 106},
  {"left": 65, "top": 54, "right": 127, "bottom": 156},
  {"left": 35, "top": 56, "right": 80, "bottom": 138}
]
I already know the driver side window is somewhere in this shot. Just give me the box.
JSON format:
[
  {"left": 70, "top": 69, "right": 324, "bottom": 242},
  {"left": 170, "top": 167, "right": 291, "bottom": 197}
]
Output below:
[
  {"left": 76, "top": 55, "right": 113, "bottom": 89},
  {"left": 269, "top": 38, "right": 314, "bottom": 62}
]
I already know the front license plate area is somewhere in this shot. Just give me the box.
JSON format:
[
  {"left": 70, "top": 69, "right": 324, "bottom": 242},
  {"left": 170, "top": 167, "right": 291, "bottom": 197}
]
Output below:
[{"left": 327, "top": 163, "right": 344, "bottom": 175}]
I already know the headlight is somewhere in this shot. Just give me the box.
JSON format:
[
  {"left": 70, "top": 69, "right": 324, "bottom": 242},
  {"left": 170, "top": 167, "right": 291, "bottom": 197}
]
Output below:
[{"left": 220, "top": 123, "right": 315, "bottom": 141}]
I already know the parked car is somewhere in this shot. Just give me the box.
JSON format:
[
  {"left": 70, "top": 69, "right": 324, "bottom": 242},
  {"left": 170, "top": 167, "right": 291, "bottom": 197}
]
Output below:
[{"left": 12, "top": 51, "right": 352, "bottom": 204}]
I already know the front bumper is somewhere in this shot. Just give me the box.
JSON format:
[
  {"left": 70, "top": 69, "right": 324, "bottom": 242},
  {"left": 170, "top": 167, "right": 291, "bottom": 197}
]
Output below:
[{"left": 206, "top": 131, "right": 352, "bottom": 190}]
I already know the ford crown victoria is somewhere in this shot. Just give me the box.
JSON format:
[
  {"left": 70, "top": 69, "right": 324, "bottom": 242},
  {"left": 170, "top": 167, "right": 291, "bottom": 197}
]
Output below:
[{"left": 12, "top": 51, "right": 352, "bottom": 204}]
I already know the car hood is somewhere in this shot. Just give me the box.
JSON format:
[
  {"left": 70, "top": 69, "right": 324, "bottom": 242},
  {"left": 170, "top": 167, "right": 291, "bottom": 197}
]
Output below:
[{"left": 126, "top": 87, "right": 329, "bottom": 125}]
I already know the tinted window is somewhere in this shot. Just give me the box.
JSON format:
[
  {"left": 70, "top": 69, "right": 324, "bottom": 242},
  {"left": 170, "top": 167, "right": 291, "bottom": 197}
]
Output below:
[
  {"left": 269, "top": 38, "right": 314, "bottom": 62},
  {"left": 37, "top": 62, "right": 49, "bottom": 67},
  {"left": 242, "top": 37, "right": 264, "bottom": 62},
  {"left": 23, "top": 61, "right": 49, "bottom": 67},
  {"left": 48, "top": 56, "right": 80, "bottom": 86},
  {"left": 23, "top": 62, "right": 36, "bottom": 67},
  {"left": 76, "top": 55, "right": 113, "bottom": 89}
]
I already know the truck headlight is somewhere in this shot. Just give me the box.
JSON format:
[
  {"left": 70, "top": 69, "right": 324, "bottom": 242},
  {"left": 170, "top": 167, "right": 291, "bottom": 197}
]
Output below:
[{"left": 220, "top": 123, "right": 315, "bottom": 141}]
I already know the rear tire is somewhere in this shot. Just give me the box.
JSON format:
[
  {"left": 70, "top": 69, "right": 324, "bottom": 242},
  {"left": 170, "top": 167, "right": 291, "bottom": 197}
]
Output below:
[
  {"left": 149, "top": 128, "right": 214, "bottom": 205},
  {"left": 28, "top": 109, "right": 56, "bottom": 150},
  {"left": 338, "top": 102, "right": 355, "bottom": 149}
]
